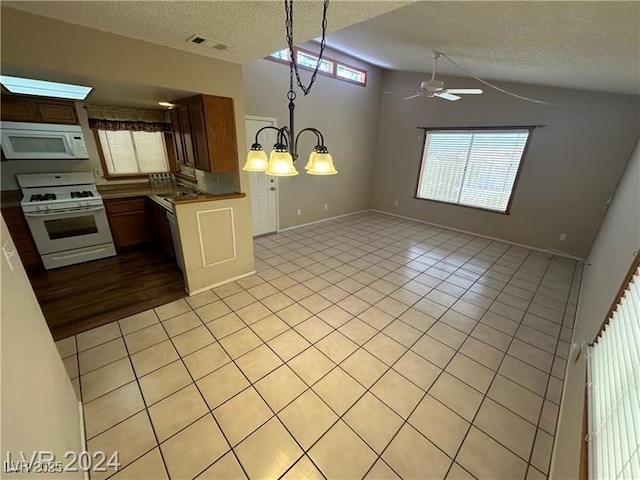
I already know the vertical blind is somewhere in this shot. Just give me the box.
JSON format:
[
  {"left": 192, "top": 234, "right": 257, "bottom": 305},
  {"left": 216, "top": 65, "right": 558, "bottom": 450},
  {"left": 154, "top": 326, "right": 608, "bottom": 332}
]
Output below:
[
  {"left": 416, "top": 129, "right": 530, "bottom": 213},
  {"left": 587, "top": 264, "right": 640, "bottom": 479}
]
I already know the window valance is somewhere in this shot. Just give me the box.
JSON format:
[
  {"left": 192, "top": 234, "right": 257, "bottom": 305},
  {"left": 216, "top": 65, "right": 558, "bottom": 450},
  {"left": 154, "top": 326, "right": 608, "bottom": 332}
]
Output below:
[{"left": 86, "top": 105, "right": 170, "bottom": 132}]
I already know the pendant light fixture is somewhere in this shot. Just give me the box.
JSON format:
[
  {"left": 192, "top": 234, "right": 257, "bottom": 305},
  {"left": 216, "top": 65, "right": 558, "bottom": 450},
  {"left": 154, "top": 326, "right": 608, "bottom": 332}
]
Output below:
[{"left": 242, "top": 0, "right": 337, "bottom": 177}]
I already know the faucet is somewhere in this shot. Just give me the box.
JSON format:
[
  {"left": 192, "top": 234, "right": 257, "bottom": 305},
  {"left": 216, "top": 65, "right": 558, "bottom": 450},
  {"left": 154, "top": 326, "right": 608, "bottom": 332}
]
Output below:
[{"left": 177, "top": 181, "right": 199, "bottom": 196}]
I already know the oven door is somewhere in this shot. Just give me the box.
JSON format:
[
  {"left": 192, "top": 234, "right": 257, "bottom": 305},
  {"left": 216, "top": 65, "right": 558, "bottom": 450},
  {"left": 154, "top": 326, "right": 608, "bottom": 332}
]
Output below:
[{"left": 23, "top": 206, "right": 114, "bottom": 255}]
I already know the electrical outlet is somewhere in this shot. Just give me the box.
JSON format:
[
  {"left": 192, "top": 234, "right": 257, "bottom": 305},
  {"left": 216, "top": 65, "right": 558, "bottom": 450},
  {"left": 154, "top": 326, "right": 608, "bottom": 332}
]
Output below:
[
  {"left": 324, "top": 204, "right": 328, "bottom": 210},
  {"left": 559, "top": 233, "right": 567, "bottom": 241},
  {"left": 394, "top": 200, "right": 398, "bottom": 207},
  {"left": 297, "top": 209, "right": 301, "bottom": 216}
]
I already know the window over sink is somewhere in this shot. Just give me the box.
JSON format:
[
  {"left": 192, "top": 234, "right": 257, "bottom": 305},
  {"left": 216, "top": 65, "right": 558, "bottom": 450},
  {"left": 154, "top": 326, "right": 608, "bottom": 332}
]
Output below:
[
  {"left": 96, "top": 130, "right": 169, "bottom": 176},
  {"left": 87, "top": 105, "right": 172, "bottom": 179}
]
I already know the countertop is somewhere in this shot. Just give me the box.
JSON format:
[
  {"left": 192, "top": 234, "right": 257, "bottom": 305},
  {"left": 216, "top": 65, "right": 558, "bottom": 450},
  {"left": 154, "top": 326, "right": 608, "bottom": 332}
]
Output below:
[
  {"left": 98, "top": 184, "right": 246, "bottom": 205},
  {"left": 0, "top": 185, "right": 246, "bottom": 210}
]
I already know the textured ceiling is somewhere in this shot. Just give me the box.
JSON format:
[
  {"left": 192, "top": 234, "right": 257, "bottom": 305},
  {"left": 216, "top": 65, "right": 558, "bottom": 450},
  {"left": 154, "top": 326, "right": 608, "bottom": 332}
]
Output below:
[
  {"left": 3, "top": 0, "right": 408, "bottom": 64},
  {"left": 325, "top": 1, "right": 640, "bottom": 95},
  {"left": 4, "top": 1, "right": 638, "bottom": 95}
]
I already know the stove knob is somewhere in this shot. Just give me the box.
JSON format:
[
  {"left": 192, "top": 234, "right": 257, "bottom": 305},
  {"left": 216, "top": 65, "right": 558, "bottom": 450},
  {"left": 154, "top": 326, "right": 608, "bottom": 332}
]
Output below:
[{"left": 37, "top": 206, "right": 44, "bottom": 212}]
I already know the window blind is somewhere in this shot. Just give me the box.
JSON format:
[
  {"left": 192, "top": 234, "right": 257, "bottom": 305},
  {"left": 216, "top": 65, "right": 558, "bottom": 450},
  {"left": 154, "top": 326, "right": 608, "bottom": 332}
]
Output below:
[
  {"left": 587, "top": 264, "right": 640, "bottom": 479},
  {"left": 98, "top": 130, "right": 169, "bottom": 175},
  {"left": 416, "top": 129, "right": 530, "bottom": 213}
]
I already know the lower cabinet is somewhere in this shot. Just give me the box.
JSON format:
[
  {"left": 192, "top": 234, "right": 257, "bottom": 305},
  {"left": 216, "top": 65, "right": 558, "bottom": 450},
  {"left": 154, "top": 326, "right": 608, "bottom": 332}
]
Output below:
[
  {"left": 1, "top": 206, "right": 42, "bottom": 271},
  {"left": 104, "top": 196, "right": 175, "bottom": 258},
  {"left": 145, "top": 198, "right": 175, "bottom": 259},
  {"left": 104, "top": 197, "right": 153, "bottom": 251}
]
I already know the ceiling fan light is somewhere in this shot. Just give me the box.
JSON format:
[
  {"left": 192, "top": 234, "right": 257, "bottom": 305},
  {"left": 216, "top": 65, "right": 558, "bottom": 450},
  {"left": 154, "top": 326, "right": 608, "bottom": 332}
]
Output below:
[
  {"left": 266, "top": 147, "right": 298, "bottom": 176},
  {"left": 242, "top": 144, "right": 269, "bottom": 171},
  {"left": 307, "top": 152, "right": 337, "bottom": 175}
]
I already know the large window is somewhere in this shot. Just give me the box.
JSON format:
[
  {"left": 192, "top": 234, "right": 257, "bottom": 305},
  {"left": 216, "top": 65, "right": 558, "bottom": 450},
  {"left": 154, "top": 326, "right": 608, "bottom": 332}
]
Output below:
[
  {"left": 268, "top": 47, "right": 367, "bottom": 86},
  {"left": 416, "top": 128, "right": 531, "bottom": 214},
  {"left": 96, "top": 130, "right": 169, "bottom": 176},
  {"left": 587, "top": 259, "right": 640, "bottom": 480}
]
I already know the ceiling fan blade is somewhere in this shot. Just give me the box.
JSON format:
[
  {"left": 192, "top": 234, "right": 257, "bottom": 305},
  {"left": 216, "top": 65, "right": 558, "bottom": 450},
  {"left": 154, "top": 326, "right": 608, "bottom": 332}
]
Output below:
[
  {"left": 445, "top": 89, "right": 483, "bottom": 95},
  {"left": 436, "top": 92, "right": 461, "bottom": 101},
  {"left": 403, "top": 94, "right": 424, "bottom": 100},
  {"left": 383, "top": 91, "right": 420, "bottom": 95}
]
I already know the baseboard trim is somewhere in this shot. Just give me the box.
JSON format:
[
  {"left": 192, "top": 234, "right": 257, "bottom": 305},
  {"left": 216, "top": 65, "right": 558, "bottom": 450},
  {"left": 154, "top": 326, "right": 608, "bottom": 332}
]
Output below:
[
  {"left": 369, "top": 209, "right": 585, "bottom": 261},
  {"left": 278, "top": 209, "right": 370, "bottom": 233},
  {"left": 187, "top": 270, "right": 257, "bottom": 295}
]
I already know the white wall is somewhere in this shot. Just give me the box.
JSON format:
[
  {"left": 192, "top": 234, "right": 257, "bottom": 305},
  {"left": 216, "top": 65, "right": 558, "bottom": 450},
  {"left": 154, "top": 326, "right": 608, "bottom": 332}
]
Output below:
[
  {"left": 243, "top": 45, "right": 382, "bottom": 228},
  {"left": 371, "top": 70, "right": 639, "bottom": 257},
  {"left": 1, "top": 216, "right": 84, "bottom": 479},
  {"left": 551, "top": 137, "right": 640, "bottom": 478}
]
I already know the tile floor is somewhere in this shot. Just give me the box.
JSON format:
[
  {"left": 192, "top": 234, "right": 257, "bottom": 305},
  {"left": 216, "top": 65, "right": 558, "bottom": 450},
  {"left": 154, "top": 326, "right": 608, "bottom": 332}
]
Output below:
[{"left": 56, "top": 211, "right": 581, "bottom": 480}]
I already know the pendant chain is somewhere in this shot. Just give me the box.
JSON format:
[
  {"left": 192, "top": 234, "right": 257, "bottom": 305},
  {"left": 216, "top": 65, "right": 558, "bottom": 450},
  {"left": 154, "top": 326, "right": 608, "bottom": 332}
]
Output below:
[{"left": 285, "top": 0, "right": 329, "bottom": 96}]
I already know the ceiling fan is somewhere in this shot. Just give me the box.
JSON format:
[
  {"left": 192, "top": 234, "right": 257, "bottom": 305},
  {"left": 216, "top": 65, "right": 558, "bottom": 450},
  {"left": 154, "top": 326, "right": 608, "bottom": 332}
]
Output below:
[{"left": 386, "top": 51, "right": 483, "bottom": 101}]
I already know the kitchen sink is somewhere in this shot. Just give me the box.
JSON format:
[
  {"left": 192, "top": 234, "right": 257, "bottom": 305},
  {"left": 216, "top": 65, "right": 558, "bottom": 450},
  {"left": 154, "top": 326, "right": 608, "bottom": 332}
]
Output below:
[{"left": 157, "top": 191, "right": 197, "bottom": 198}]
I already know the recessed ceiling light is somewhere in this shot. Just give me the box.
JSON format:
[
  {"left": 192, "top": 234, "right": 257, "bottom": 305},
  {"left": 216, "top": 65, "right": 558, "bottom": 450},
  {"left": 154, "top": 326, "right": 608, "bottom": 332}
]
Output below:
[
  {"left": 158, "top": 102, "right": 176, "bottom": 108},
  {"left": 0, "top": 75, "right": 93, "bottom": 100}
]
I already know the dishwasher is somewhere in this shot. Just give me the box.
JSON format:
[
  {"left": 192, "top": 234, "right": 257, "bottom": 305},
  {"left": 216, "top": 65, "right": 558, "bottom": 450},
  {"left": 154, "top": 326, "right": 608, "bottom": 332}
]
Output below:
[{"left": 166, "top": 210, "right": 184, "bottom": 272}]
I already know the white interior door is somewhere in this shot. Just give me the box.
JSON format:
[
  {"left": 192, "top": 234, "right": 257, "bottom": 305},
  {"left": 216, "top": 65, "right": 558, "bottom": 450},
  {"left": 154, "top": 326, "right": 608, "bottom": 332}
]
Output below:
[{"left": 246, "top": 117, "right": 278, "bottom": 236}]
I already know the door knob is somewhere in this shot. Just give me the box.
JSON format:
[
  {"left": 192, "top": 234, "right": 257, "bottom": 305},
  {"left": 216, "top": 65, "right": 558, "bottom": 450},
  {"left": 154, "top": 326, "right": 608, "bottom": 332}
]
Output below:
[{"left": 270, "top": 187, "right": 276, "bottom": 191}]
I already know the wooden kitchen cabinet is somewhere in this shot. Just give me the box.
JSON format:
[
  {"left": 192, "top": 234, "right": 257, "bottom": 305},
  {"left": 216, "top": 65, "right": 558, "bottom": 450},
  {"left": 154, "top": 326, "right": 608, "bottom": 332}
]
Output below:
[
  {"left": 169, "top": 109, "right": 187, "bottom": 167},
  {"left": 178, "top": 105, "right": 197, "bottom": 167},
  {"left": 105, "top": 197, "right": 153, "bottom": 251},
  {"left": 169, "top": 94, "right": 238, "bottom": 175},
  {"left": 1, "top": 206, "right": 42, "bottom": 271},
  {"left": 145, "top": 198, "right": 175, "bottom": 259},
  {"left": 188, "top": 101, "right": 211, "bottom": 172},
  {"left": 0, "top": 94, "right": 79, "bottom": 125}
]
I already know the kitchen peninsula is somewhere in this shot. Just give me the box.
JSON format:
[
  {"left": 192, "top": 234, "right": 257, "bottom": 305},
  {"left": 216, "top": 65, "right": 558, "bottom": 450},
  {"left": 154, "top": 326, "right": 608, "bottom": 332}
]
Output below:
[
  {"left": 101, "top": 184, "right": 255, "bottom": 295},
  {"left": 0, "top": 80, "right": 255, "bottom": 337}
]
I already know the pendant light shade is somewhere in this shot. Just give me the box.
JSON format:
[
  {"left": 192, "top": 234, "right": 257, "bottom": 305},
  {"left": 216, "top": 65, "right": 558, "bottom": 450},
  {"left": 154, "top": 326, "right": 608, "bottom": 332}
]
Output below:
[
  {"left": 305, "top": 150, "right": 317, "bottom": 170},
  {"left": 266, "top": 145, "right": 298, "bottom": 176},
  {"left": 307, "top": 151, "right": 337, "bottom": 175},
  {"left": 242, "top": 144, "right": 269, "bottom": 171}
]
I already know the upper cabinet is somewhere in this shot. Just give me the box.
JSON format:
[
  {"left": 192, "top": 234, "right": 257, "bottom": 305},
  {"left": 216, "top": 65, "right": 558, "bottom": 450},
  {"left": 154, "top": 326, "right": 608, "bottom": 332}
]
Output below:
[
  {"left": 169, "top": 94, "right": 238, "bottom": 175},
  {"left": 0, "top": 94, "right": 79, "bottom": 125}
]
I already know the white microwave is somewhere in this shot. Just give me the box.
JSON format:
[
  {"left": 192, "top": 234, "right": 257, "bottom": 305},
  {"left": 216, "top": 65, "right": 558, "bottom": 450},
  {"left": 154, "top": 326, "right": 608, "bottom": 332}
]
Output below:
[{"left": 0, "top": 121, "right": 89, "bottom": 160}]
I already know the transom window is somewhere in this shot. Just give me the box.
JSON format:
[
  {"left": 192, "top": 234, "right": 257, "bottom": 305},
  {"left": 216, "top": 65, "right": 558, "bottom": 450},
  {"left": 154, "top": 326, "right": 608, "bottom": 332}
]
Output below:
[
  {"left": 97, "top": 130, "right": 169, "bottom": 176},
  {"left": 268, "top": 47, "right": 367, "bottom": 86},
  {"left": 296, "top": 50, "right": 334, "bottom": 74},
  {"left": 416, "top": 128, "right": 531, "bottom": 214}
]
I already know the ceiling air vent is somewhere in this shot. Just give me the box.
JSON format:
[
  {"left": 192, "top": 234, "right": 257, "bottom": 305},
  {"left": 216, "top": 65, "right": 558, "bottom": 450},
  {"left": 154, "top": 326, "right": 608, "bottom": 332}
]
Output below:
[{"left": 187, "top": 35, "right": 228, "bottom": 51}]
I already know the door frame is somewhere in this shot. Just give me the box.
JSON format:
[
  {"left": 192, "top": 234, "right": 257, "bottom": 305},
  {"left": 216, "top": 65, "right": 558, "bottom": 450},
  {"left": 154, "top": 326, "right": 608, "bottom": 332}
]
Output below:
[{"left": 245, "top": 115, "right": 280, "bottom": 234}]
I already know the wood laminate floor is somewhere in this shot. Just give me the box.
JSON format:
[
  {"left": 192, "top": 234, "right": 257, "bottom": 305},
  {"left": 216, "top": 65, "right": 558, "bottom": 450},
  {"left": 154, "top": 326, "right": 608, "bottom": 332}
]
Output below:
[{"left": 29, "top": 246, "right": 186, "bottom": 340}]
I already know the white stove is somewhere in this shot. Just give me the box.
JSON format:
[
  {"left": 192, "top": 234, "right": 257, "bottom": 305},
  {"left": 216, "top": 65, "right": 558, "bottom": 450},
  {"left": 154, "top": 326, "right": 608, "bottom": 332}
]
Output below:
[
  {"left": 17, "top": 172, "right": 116, "bottom": 269},
  {"left": 19, "top": 173, "right": 103, "bottom": 212}
]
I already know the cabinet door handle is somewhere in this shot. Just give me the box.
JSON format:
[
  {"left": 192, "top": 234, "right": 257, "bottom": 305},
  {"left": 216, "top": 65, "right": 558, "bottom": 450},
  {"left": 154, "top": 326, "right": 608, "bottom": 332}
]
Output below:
[{"left": 270, "top": 187, "right": 276, "bottom": 191}]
